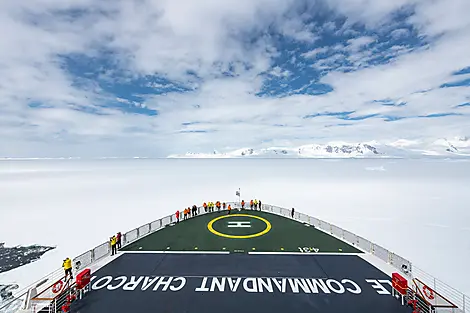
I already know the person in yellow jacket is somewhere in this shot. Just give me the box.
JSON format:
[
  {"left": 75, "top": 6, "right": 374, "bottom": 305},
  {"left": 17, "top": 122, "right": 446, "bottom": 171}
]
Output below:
[
  {"left": 110, "top": 235, "right": 117, "bottom": 256},
  {"left": 63, "top": 257, "right": 73, "bottom": 280}
]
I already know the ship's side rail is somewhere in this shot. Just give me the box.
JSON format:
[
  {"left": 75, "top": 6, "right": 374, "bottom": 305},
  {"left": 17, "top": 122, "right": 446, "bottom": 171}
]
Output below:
[
  {"left": 0, "top": 268, "right": 64, "bottom": 312},
  {"left": 263, "top": 204, "right": 468, "bottom": 313},
  {"left": 1, "top": 202, "right": 468, "bottom": 313}
]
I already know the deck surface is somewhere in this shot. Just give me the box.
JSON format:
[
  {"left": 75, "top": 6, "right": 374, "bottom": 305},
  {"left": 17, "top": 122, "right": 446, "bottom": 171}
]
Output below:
[
  {"left": 72, "top": 253, "right": 411, "bottom": 313},
  {"left": 70, "top": 210, "right": 412, "bottom": 313},
  {"left": 122, "top": 210, "right": 362, "bottom": 253}
]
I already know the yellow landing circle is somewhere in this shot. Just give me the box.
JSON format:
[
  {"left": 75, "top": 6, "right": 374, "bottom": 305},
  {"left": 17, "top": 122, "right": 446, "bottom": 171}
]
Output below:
[{"left": 207, "top": 214, "right": 272, "bottom": 239}]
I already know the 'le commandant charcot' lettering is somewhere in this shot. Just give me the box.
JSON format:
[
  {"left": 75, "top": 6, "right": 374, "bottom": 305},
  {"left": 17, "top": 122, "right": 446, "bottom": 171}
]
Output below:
[{"left": 90, "top": 276, "right": 392, "bottom": 295}]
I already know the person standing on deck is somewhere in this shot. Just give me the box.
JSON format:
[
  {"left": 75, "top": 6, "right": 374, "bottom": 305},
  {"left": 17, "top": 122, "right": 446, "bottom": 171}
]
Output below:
[
  {"left": 241, "top": 200, "right": 245, "bottom": 209},
  {"left": 258, "top": 200, "right": 262, "bottom": 210},
  {"left": 63, "top": 257, "right": 73, "bottom": 280},
  {"left": 176, "top": 210, "right": 180, "bottom": 223},
  {"left": 250, "top": 199, "right": 254, "bottom": 209},
  {"left": 291, "top": 207, "right": 295, "bottom": 218},
  {"left": 110, "top": 236, "right": 117, "bottom": 256},
  {"left": 116, "top": 232, "right": 122, "bottom": 250},
  {"left": 227, "top": 204, "right": 231, "bottom": 214},
  {"left": 254, "top": 199, "right": 258, "bottom": 210},
  {"left": 203, "top": 202, "right": 207, "bottom": 213},
  {"left": 222, "top": 202, "right": 226, "bottom": 211},
  {"left": 192, "top": 205, "right": 197, "bottom": 217}
]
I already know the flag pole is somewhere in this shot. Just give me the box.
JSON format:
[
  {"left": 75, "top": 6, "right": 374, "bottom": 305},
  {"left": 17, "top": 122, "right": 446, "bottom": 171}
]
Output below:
[{"left": 238, "top": 188, "right": 241, "bottom": 203}]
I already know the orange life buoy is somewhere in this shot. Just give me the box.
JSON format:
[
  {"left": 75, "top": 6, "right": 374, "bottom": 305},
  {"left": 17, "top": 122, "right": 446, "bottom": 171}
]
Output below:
[
  {"left": 423, "top": 285, "right": 435, "bottom": 300},
  {"left": 52, "top": 280, "right": 64, "bottom": 293}
]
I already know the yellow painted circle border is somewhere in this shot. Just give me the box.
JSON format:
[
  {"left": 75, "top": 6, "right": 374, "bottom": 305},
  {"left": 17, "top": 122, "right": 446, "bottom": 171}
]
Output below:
[{"left": 207, "top": 214, "right": 272, "bottom": 239}]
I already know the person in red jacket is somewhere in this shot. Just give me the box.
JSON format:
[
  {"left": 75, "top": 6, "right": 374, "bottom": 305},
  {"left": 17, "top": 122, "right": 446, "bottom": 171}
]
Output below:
[{"left": 176, "top": 210, "right": 180, "bottom": 223}]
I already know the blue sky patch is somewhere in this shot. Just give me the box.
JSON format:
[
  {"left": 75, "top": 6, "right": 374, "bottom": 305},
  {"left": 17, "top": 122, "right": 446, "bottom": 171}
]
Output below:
[
  {"left": 440, "top": 78, "right": 470, "bottom": 88},
  {"left": 303, "top": 111, "right": 355, "bottom": 119},
  {"left": 452, "top": 67, "right": 470, "bottom": 75}
]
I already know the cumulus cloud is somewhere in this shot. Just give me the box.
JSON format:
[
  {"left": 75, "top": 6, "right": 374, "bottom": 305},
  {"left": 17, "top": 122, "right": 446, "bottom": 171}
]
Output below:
[{"left": 0, "top": 0, "right": 469, "bottom": 157}]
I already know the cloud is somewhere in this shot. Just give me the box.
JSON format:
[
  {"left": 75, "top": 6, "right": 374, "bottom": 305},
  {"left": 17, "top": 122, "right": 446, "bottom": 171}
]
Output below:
[
  {"left": 346, "top": 36, "right": 376, "bottom": 52},
  {"left": 0, "top": 0, "right": 469, "bottom": 157}
]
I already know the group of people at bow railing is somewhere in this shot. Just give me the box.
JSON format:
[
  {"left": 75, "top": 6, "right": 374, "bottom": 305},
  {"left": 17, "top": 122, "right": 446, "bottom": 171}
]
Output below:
[
  {"left": 62, "top": 231, "right": 122, "bottom": 280},
  {"left": 175, "top": 199, "right": 263, "bottom": 222}
]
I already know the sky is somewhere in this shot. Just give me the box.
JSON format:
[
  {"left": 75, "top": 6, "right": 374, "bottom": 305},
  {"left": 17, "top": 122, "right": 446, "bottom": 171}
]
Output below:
[
  {"left": 1, "top": 0, "right": 470, "bottom": 157},
  {"left": 0, "top": 159, "right": 469, "bottom": 298}
]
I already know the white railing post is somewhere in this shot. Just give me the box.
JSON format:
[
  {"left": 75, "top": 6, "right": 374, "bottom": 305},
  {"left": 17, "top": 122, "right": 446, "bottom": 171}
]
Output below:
[{"left": 463, "top": 294, "right": 466, "bottom": 312}]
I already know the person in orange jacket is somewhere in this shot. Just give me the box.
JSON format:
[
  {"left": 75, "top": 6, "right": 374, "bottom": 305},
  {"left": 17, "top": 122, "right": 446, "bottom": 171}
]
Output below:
[
  {"left": 203, "top": 202, "right": 207, "bottom": 212},
  {"left": 227, "top": 204, "right": 231, "bottom": 214},
  {"left": 250, "top": 199, "right": 254, "bottom": 209},
  {"left": 241, "top": 200, "right": 245, "bottom": 209}
]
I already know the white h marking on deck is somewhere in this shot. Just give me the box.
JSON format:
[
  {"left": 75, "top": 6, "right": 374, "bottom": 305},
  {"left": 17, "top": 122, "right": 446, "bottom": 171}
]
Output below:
[{"left": 227, "top": 221, "right": 251, "bottom": 228}]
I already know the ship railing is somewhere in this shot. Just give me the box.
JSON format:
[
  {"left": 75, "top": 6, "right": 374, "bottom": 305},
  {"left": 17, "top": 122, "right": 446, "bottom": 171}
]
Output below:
[
  {"left": 1, "top": 202, "right": 468, "bottom": 313},
  {"left": 412, "top": 267, "right": 469, "bottom": 313},
  {"left": 262, "top": 204, "right": 468, "bottom": 313},
  {"left": 0, "top": 268, "right": 64, "bottom": 312}
]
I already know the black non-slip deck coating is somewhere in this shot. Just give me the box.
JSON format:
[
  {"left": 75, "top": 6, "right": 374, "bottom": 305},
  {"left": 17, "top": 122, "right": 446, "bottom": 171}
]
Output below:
[{"left": 71, "top": 253, "right": 412, "bottom": 313}]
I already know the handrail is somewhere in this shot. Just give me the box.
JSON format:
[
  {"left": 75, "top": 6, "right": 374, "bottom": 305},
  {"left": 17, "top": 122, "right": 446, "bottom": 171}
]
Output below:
[{"left": 1, "top": 202, "right": 468, "bottom": 313}]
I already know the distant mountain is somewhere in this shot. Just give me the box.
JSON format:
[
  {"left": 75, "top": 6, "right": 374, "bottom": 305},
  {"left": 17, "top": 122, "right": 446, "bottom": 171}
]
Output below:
[{"left": 167, "top": 138, "right": 470, "bottom": 158}]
